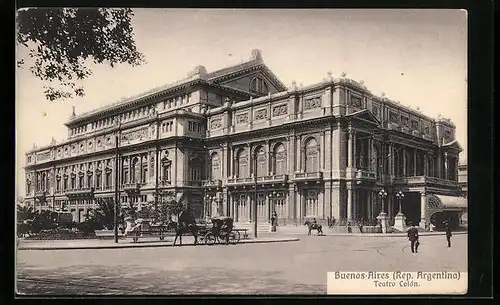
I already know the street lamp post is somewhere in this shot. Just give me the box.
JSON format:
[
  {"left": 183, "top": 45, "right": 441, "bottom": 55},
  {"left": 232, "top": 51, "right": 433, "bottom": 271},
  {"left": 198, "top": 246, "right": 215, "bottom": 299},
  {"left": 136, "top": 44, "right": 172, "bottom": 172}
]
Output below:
[
  {"left": 113, "top": 120, "right": 121, "bottom": 244},
  {"left": 396, "top": 190, "right": 405, "bottom": 215},
  {"left": 378, "top": 189, "right": 388, "bottom": 214},
  {"left": 376, "top": 189, "right": 389, "bottom": 234},
  {"left": 393, "top": 190, "right": 407, "bottom": 232}
]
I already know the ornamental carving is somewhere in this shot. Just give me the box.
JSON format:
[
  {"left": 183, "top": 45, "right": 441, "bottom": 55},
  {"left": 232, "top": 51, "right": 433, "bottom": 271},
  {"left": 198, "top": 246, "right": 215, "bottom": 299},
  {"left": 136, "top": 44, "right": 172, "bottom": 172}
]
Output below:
[
  {"left": 424, "top": 125, "right": 430, "bottom": 134},
  {"left": 351, "top": 96, "right": 362, "bottom": 108},
  {"left": 272, "top": 104, "right": 288, "bottom": 117},
  {"left": 401, "top": 116, "right": 409, "bottom": 128},
  {"left": 444, "top": 130, "right": 452, "bottom": 141},
  {"left": 411, "top": 120, "right": 419, "bottom": 130},
  {"left": 304, "top": 97, "right": 321, "bottom": 110},
  {"left": 122, "top": 128, "right": 148, "bottom": 142},
  {"left": 276, "top": 151, "right": 286, "bottom": 161},
  {"left": 36, "top": 152, "right": 51, "bottom": 162},
  {"left": 372, "top": 106, "right": 380, "bottom": 116},
  {"left": 389, "top": 112, "right": 399, "bottom": 123},
  {"left": 254, "top": 109, "right": 268, "bottom": 120},
  {"left": 236, "top": 113, "right": 248, "bottom": 124},
  {"left": 210, "top": 118, "right": 222, "bottom": 129}
]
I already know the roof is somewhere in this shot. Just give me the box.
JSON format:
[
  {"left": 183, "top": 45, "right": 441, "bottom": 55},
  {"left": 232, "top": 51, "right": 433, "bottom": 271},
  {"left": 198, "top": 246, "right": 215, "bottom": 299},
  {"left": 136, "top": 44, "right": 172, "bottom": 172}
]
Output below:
[
  {"left": 433, "top": 194, "right": 468, "bottom": 210},
  {"left": 67, "top": 49, "right": 285, "bottom": 125}
]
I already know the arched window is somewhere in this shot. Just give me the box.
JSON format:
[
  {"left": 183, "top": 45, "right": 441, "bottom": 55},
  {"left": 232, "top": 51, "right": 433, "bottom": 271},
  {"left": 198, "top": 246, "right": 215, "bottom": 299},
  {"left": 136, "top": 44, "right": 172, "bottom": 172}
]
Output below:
[
  {"left": 305, "top": 138, "right": 319, "bottom": 172},
  {"left": 237, "top": 149, "right": 248, "bottom": 178},
  {"left": 189, "top": 158, "right": 203, "bottom": 181},
  {"left": 210, "top": 153, "right": 220, "bottom": 180},
  {"left": 255, "top": 147, "right": 267, "bottom": 177},
  {"left": 273, "top": 144, "right": 287, "bottom": 175},
  {"left": 130, "top": 157, "right": 139, "bottom": 183},
  {"left": 161, "top": 157, "right": 171, "bottom": 184},
  {"left": 41, "top": 173, "right": 46, "bottom": 191},
  {"left": 249, "top": 77, "right": 269, "bottom": 94},
  {"left": 306, "top": 190, "right": 319, "bottom": 217}
]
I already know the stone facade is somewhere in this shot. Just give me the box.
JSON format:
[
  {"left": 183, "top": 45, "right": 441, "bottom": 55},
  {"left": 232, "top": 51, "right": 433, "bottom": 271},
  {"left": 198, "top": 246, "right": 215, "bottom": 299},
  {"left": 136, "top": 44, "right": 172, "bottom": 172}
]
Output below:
[{"left": 23, "top": 50, "right": 463, "bottom": 227}]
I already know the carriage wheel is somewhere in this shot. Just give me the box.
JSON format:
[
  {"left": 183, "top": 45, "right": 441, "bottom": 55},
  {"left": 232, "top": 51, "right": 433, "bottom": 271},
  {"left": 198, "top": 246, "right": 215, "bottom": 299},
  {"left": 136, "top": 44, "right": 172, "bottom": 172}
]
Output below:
[
  {"left": 217, "top": 232, "right": 228, "bottom": 244},
  {"left": 204, "top": 233, "right": 216, "bottom": 245},
  {"left": 228, "top": 230, "right": 240, "bottom": 244}
]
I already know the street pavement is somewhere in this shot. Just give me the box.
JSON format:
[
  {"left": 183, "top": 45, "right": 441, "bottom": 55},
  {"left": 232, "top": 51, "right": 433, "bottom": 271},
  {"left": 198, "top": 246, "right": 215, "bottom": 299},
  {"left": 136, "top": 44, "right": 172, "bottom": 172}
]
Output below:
[{"left": 16, "top": 233, "right": 467, "bottom": 295}]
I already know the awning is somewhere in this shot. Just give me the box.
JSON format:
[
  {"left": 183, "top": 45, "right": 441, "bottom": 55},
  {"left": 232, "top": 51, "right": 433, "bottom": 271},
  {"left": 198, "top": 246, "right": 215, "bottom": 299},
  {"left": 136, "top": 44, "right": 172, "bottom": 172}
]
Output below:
[{"left": 434, "top": 194, "right": 468, "bottom": 210}]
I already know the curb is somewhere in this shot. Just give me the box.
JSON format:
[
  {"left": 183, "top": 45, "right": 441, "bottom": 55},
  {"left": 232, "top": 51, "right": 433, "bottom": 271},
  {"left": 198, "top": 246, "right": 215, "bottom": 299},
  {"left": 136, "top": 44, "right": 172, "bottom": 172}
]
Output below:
[
  {"left": 17, "top": 238, "right": 300, "bottom": 251},
  {"left": 264, "top": 231, "right": 468, "bottom": 237}
]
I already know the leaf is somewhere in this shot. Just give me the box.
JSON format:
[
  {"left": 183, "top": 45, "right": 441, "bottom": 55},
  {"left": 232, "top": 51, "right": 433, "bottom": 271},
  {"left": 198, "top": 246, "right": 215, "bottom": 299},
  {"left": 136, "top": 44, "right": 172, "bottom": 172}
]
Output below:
[{"left": 16, "top": 8, "right": 145, "bottom": 101}]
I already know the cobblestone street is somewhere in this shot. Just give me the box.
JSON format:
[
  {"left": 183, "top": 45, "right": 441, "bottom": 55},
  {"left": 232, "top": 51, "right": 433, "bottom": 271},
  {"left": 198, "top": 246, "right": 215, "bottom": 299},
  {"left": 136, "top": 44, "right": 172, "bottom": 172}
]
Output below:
[{"left": 16, "top": 234, "right": 467, "bottom": 295}]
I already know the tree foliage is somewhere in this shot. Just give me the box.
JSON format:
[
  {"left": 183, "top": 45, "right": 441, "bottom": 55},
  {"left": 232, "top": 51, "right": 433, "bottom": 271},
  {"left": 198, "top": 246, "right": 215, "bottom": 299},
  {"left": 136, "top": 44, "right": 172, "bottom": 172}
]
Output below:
[
  {"left": 17, "top": 204, "right": 36, "bottom": 221},
  {"left": 16, "top": 8, "right": 145, "bottom": 101},
  {"left": 87, "top": 197, "right": 120, "bottom": 230}
]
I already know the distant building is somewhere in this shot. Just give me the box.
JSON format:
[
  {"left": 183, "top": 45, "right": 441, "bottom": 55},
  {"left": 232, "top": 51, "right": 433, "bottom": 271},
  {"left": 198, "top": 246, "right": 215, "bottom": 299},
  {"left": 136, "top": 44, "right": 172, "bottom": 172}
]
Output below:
[
  {"left": 458, "top": 162, "right": 467, "bottom": 198},
  {"left": 23, "top": 49, "right": 466, "bottom": 229}
]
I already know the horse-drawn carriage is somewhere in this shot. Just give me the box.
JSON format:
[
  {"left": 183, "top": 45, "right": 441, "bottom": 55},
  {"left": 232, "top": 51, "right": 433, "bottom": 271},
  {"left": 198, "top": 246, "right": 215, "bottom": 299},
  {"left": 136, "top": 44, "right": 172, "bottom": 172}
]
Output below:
[{"left": 198, "top": 216, "right": 241, "bottom": 245}]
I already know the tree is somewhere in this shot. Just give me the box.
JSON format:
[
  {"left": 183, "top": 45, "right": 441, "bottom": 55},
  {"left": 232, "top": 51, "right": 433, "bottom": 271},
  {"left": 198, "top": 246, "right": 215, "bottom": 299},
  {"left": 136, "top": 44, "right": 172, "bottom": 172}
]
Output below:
[
  {"left": 17, "top": 204, "right": 36, "bottom": 221},
  {"left": 87, "top": 197, "right": 120, "bottom": 230},
  {"left": 16, "top": 8, "right": 145, "bottom": 101}
]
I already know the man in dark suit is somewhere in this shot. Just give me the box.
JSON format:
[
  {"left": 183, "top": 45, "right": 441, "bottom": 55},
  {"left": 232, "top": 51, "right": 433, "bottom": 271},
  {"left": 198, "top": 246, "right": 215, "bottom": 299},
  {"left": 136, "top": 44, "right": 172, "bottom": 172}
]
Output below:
[
  {"left": 445, "top": 222, "right": 452, "bottom": 247},
  {"left": 407, "top": 223, "right": 420, "bottom": 253}
]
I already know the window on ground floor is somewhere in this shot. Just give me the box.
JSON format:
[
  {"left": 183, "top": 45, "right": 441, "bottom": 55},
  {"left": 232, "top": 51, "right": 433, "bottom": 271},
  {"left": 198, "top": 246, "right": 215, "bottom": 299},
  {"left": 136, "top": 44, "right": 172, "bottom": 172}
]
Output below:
[{"left": 305, "top": 190, "right": 319, "bottom": 217}]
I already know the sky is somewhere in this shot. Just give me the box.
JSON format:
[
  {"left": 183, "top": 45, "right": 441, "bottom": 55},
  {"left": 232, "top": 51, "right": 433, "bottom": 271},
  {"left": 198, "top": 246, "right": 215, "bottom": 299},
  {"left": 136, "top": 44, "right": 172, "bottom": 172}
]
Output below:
[{"left": 15, "top": 9, "right": 468, "bottom": 199}]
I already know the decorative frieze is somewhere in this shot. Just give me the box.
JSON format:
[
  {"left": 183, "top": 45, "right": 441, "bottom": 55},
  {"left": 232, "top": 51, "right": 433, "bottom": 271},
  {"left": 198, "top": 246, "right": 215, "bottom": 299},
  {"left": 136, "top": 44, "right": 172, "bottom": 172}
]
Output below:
[
  {"left": 254, "top": 109, "right": 268, "bottom": 121},
  {"left": 411, "top": 120, "right": 419, "bottom": 130},
  {"left": 389, "top": 111, "right": 399, "bottom": 123},
  {"left": 401, "top": 116, "right": 409, "bottom": 128},
  {"left": 122, "top": 128, "right": 148, "bottom": 142},
  {"left": 36, "top": 151, "right": 51, "bottom": 162},
  {"left": 210, "top": 117, "right": 222, "bottom": 129},
  {"left": 351, "top": 96, "right": 362, "bottom": 108},
  {"left": 424, "top": 125, "right": 430, "bottom": 134},
  {"left": 304, "top": 97, "right": 321, "bottom": 110},
  {"left": 236, "top": 113, "right": 249, "bottom": 124},
  {"left": 272, "top": 104, "right": 288, "bottom": 117}
]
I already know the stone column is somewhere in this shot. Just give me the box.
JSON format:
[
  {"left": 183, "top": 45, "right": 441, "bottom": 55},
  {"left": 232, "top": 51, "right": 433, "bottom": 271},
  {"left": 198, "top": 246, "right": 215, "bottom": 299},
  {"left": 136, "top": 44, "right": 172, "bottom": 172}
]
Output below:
[
  {"left": 268, "top": 141, "right": 273, "bottom": 175},
  {"left": 247, "top": 192, "right": 252, "bottom": 223},
  {"left": 419, "top": 191, "right": 427, "bottom": 229},
  {"left": 320, "top": 131, "right": 325, "bottom": 171},
  {"left": 325, "top": 128, "right": 332, "bottom": 178},
  {"left": 228, "top": 145, "right": 233, "bottom": 178},
  {"left": 413, "top": 149, "right": 417, "bottom": 176},
  {"left": 402, "top": 148, "right": 407, "bottom": 176},
  {"left": 389, "top": 143, "right": 395, "bottom": 176},
  {"left": 423, "top": 153, "right": 428, "bottom": 176},
  {"left": 369, "top": 137, "right": 374, "bottom": 171},
  {"left": 288, "top": 136, "right": 296, "bottom": 173},
  {"left": 444, "top": 152, "right": 449, "bottom": 180},
  {"left": 348, "top": 128, "right": 354, "bottom": 168},
  {"left": 288, "top": 186, "right": 296, "bottom": 221},
  {"left": 367, "top": 191, "right": 372, "bottom": 220},
  {"left": 347, "top": 187, "right": 353, "bottom": 220}
]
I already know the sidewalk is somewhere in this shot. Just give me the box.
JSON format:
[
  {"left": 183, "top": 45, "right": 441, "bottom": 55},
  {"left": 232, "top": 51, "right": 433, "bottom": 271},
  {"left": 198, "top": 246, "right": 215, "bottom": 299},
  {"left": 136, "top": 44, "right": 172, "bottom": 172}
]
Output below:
[
  {"left": 245, "top": 226, "right": 468, "bottom": 237},
  {"left": 17, "top": 236, "right": 299, "bottom": 251}
]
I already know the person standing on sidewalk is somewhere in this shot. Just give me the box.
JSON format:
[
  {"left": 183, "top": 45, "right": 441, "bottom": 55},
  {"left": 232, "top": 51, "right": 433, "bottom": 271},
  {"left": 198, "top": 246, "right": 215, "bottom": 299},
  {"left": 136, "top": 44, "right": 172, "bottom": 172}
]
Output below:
[
  {"left": 407, "top": 223, "right": 420, "bottom": 253},
  {"left": 347, "top": 221, "right": 352, "bottom": 233},
  {"left": 445, "top": 223, "right": 452, "bottom": 247}
]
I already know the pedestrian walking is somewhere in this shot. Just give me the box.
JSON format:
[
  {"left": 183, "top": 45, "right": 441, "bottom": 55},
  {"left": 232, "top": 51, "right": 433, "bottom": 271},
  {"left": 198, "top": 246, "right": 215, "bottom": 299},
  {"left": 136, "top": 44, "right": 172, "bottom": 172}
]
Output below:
[
  {"left": 359, "top": 218, "right": 364, "bottom": 233},
  {"left": 445, "top": 222, "right": 452, "bottom": 247},
  {"left": 347, "top": 221, "right": 352, "bottom": 233},
  {"left": 407, "top": 223, "right": 420, "bottom": 253}
]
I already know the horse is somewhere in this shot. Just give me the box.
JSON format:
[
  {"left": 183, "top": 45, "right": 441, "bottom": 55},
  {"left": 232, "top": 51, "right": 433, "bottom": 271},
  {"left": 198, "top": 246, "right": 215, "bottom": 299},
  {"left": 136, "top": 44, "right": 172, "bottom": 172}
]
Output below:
[
  {"left": 172, "top": 209, "right": 199, "bottom": 246},
  {"left": 304, "top": 219, "right": 324, "bottom": 235}
]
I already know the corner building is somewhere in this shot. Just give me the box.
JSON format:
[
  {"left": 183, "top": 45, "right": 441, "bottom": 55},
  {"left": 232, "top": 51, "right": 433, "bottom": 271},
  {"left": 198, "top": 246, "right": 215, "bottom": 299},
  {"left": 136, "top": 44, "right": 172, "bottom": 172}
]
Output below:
[{"left": 23, "top": 50, "right": 466, "bottom": 229}]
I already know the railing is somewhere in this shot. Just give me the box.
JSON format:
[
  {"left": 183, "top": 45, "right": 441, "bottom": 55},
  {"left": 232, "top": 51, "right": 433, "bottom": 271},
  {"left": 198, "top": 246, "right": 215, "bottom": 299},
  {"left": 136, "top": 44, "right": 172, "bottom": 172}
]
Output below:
[
  {"left": 255, "top": 174, "right": 288, "bottom": 184},
  {"left": 186, "top": 180, "right": 202, "bottom": 187},
  {"left": 393, "top": 176, "right": 459, "bottom": 187},
  {"left": 293, "top": 172, "right": 323, "bottom": 180},
  {"left": 355, "top": 170, "right": 377, "bottom": 180},
  {"left": 227, "top": 177, "right": 256, "bottom": 185},
  {"left": 64, "top": 187, "right": 95, "bottom": 196},
  {"left": 122, "top": 183, "right": 141, "bottom": 191},
  {"left": 202, "top": 179, "right": 222, "bottom": 188}
]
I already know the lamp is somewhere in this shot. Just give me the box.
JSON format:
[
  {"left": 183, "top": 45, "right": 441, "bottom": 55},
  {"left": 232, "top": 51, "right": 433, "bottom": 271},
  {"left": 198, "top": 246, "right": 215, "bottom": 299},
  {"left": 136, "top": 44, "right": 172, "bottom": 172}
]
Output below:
[{"left": 396, "top": 190, "right": 405, "bottom": 214}]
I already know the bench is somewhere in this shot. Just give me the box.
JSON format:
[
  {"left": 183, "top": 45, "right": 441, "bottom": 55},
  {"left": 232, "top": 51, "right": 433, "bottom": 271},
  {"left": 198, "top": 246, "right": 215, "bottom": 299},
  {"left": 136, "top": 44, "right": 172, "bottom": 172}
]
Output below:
[
  {"left": 126, "top": 225, "right": 173, "bottom": 243},
  {"left": 234, "top": 228, "right": 249, "bottom": 239}
]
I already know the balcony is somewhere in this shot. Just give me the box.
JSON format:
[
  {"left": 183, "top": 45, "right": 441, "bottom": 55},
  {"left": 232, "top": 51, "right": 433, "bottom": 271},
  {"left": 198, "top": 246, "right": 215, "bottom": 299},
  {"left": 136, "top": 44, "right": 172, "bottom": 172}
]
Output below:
[
  {"left": 293, "top": 172, "right": 323, "bottom": 182},
  {"left": 185, "top": 181, "right": 203, "bottom": 187},
  {"left": 35, "top": 190, "right": 47, "bottom": 199},
  {"left": 65, "top": 187, "right": 95, "bottom": 197},
  {"left": 122, "top": 183, "right": 141, "bottom": 192},
  {"left": 393, "top": 176, "right": 460, "bottom": 188},
  {"left": 203, "top": 179, "right": 222, "bottom": 188},
  {"left": 227, "top": 177, "right": 256, "bottom": 186},
  {"left": 387, "top": 122, "right": 400, "bottom": 131},
  {"left": 255, "top": 174, "right": 288, "bottom": 185},
  {"left": 355, "top": 169, "right": 377, "bottom": 181}
]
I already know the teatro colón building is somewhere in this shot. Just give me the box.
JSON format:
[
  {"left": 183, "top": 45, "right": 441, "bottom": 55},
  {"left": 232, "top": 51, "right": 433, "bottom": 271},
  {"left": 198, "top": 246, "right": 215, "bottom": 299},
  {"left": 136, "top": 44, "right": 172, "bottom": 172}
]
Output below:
[{"left": 23, "top": 49, "right": 467, "bottom": 229}]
